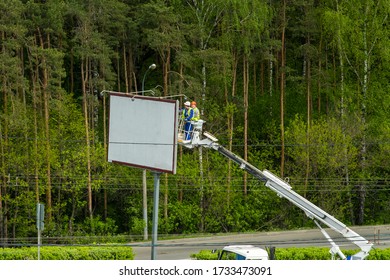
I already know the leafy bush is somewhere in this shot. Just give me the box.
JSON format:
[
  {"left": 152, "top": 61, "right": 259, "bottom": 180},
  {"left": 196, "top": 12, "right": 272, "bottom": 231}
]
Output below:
[
  {"left": 190, "top": 249, "right": 219, "bottom": 260},
  {"left": 0, "top": 246, "right": 134, "bottom": 260}
]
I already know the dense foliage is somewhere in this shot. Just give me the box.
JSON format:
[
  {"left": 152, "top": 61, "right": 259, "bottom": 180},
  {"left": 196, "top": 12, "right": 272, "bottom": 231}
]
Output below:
[{"left": 0, "top": 0, "right": 389, "bottom": 245}]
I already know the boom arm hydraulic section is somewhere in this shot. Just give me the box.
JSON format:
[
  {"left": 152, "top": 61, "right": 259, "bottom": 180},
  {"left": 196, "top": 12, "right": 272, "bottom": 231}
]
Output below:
[{"left": 180, "top": 124, "right": 373, "bottom": 260}]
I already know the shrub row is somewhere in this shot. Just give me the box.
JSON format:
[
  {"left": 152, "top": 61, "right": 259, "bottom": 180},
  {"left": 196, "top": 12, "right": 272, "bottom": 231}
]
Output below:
[
  {"left": 0, "top": 246, "right": 134, "bottom": 260},
  {"left": 191, "top": 247, "right": 390, "bottom": 260},
  {"left": 4, "top": 246, "right": 389, "bottom": 260}
]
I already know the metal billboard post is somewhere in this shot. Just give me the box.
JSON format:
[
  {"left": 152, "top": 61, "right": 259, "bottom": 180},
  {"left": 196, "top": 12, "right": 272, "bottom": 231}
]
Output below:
[{"left": 151, "top": 172, "right": 161, "bottom": 260}]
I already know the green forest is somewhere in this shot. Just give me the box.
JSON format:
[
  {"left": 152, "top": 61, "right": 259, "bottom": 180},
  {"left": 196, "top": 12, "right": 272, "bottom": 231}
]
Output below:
[{"left": 0, "top": 0, "right": 389, "bottom": 244}]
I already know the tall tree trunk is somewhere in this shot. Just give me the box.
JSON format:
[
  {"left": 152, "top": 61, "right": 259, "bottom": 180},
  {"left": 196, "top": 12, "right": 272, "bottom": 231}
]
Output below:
[
  {"left": 231, "top": 53, "right": 238, "bottom": 200},
  {"left": 128, "top": 46, "right": 135, "bottom": 92},
  {"left": 261, "top": 61, "right": 265, "bottom": 96},
  {"left": 269, "top": 52, "right": 273, "bottom": 116},
  {"left": 304, "top": 44, "right": 311, "bottom": 197},
  {"left": 38, "top": 30, "right": 52, "bottom": 220},
  {"left": 70, "top": 47, "right": 74, "bottom": 94},
  {"left": 280, "top": 0, "right": 286, "bottom": 178},
  {"left": 243, "top": 55, "right": 249, "bottom": 195},
  {"left": 103, "top": 88, "right": 108, "bottom": 219},
  {"left": 358, "top": 9, "right": 370, "bottom": 225},
  {"left": 317, "top": 34, "right": 323, "bottom": 114},
  {"left": 178, "top": 64, "right": 185, "bottom": 203},
  {"left": 0, "top": 30, "right": 7, "bottom": 242},
  {"left": 33, "top": 75, "right": 40, "bottom": 205},
  {"left": 335, "top": 0, "right": 354, "bottom": 224},
  {"left": 122, "top": 43, "right": 127, "bottom": 92},
  {"left": 162, "top": 49, "right": 171, "bottom": 223},
  {"left": 27, "top": 41, "right": 40, "bottom": 204},
  {"left": 0, "top": 119, "right": 5, "bottom": 242},
  {"left": 81, "top": 59, "right": 93, "bottom": 222},
  {"left": 253, "top": 63, "right": 257, "bottom": 102},
  {"left": 163, "top": 49, "right": 171, "bottom": 97},
  {"left": 43, "top": 68, "right": 51, "bottom": 220},
  {"left": 224, "top": 54, "right": 237, "bottom": 207}
]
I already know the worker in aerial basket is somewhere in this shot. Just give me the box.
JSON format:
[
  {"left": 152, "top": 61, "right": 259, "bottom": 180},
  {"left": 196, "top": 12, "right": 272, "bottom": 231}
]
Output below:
[
  {"left": 191, "top": 101, "right": 200, "bottom": 121},
  {"left": 182, "top": 101, "right": 193, "bottom": 140}
]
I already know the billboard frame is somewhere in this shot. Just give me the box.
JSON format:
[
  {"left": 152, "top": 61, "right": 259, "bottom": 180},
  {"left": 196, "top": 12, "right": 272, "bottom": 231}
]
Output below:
[{"left": 107, "top": 93, "right": 178, "bottom": 174}]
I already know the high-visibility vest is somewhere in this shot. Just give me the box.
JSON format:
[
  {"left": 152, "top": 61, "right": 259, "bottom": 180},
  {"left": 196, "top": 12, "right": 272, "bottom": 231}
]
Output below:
[
  {"left": 182, "top": 107, "right": 193, "bottom": 120},
  {"left": 192, "top": 107, "right": 200, "bottom": 121}
]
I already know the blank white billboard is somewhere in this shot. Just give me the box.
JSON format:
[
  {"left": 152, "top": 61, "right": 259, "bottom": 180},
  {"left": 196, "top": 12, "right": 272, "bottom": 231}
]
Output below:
[{"left": 108, "top": 93, "right": 178, "bottom": 174}]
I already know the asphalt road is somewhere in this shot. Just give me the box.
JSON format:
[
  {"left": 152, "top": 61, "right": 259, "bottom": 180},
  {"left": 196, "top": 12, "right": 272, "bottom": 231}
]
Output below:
[{"left": 130, "top": 224, "right": 390, "bottom": 260}]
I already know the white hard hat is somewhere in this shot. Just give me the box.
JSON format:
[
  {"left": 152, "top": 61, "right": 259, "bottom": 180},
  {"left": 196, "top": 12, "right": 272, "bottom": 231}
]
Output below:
[{"left": 184, "top": 101, "right": 190, "bottom": 106}]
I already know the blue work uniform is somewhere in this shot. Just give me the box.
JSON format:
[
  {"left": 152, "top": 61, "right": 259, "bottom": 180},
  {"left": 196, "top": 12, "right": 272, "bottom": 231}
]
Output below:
[{"left": 182, "top": 107, "right": 194, "bottom": 140}]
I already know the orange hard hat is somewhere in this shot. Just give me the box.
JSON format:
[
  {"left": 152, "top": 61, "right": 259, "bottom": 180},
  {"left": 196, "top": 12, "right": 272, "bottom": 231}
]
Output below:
[{"left": 191, "top": 101, "right": 197, "bottom": 106}]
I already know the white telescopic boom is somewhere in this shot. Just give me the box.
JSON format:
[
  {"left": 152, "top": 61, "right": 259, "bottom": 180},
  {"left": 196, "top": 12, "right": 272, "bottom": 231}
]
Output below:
[{"left": 180, "top": 128, "right": 373, "bottom": 260}]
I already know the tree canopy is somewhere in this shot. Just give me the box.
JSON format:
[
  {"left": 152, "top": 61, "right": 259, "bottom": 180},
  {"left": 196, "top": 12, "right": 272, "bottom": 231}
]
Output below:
[{"left": 0, "top": 0, "right": 389, "bottom": 243}]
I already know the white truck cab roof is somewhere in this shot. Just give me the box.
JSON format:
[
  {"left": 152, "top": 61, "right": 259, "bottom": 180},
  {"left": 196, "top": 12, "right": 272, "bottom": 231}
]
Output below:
[{"left": 219, "top": 245, "right": 269, "bottom": 260}]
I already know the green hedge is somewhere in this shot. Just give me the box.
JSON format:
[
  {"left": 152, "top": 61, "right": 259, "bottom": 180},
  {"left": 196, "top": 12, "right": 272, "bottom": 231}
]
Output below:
[
  {"left": 0, "top": 246, "right": 134, "bottom": 260},
  {"left": 4, "top": 246, "right": 389, "bottom": 260},
  {"left": 191, "top": 247, "right": 390, "bottom": 260}
]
